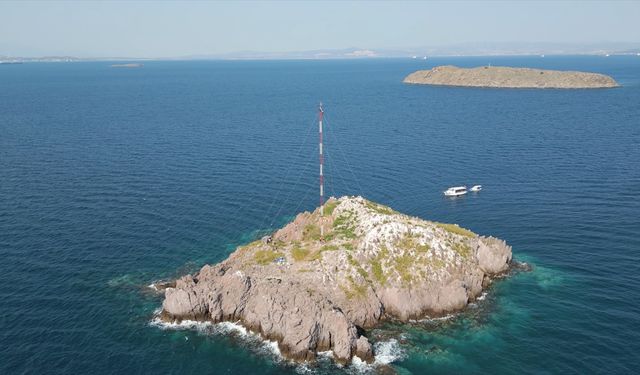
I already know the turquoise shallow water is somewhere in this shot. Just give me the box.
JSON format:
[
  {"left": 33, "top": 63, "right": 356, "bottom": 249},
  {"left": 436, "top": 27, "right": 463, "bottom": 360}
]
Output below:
[{"left": 1, "top": 56, "right": 639, "bottom": 374}]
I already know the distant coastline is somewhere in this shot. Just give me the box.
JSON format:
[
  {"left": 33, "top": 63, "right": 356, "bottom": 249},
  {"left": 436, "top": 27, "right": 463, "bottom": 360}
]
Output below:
[
  {"left": 2, "top": 42, "right": 639, "bottom": 62},
  {"left": 403, "top": 65, "right": 619, "bottom": 89}
]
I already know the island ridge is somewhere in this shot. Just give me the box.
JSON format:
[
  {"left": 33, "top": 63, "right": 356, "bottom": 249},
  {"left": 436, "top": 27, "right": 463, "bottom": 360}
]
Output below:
[
  {"left": 404, "top": 65, "right": 619, "bottom": 89},
  {"left": 158, "top": 196, "right": 513, "bottom": 363}
]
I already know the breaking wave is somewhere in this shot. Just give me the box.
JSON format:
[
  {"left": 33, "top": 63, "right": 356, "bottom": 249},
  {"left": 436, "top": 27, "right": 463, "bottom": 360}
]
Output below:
[
  {"left": 149, "top": 314, "right": 282, "bottom": 359},
  {"left": 373, "top": 338, "right": 405, "bottom": 364},
  {"left": 349, "top": 338, "right": 406, "bottom": 373},
  {"left": 150, "top": 311, "right": 407, "bottom": 373}
]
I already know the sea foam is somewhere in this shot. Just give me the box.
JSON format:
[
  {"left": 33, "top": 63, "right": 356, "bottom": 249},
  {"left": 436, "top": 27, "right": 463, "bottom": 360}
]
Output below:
[
  {"left": 150, "top": 313, "right": 406, "bottom": 372},
  {"left": 348, "top": 338, "right": 405, "bottom": 373},
  {"left": 149, "top": 315, "right": 282, "bottom": 359}
]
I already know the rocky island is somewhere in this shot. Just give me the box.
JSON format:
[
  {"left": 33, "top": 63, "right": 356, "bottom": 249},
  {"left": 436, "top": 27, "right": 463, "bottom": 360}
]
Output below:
[
  {"left": 403, "top": 65, "right": 619, "bottom": 89},
  {"left": 110, "top": 63, "right": 143, "bottom": 68},
  {"left": 159, "top": 196, "right": 512, "bottom": 363}
]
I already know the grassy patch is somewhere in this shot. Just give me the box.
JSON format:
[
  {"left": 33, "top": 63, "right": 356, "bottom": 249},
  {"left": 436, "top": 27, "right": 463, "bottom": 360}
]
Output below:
[
  {"left": 309, "top": 252, "right": 322, "bottom": 261},
  {"left": 346, "top": 253, "right": 358, "bottom": 267},
  {"left": 452, "top": 240, "right": 472, "bottom": 258},
  {"left": 356, "top": 267, "right": 368, "bottom": 279},
  {"left": 369, "top": 245, "right": 390, "bottom": 286},
  {"left": 333, "top": 211, "right": 357, "bottom": 239},
  {"left": 418, "top": 255, "right": 446, "bottom": 270},
  {"left": 371, "top": 259, "right": 386, "bottom": 285},
  {"left": 351, "top": 281, "right": 368, "bottom": 298},
  {"left": 307, "top": 244, "right": 340, "bottom": 261},
  {"left": 321, "top": 244, "right": 338, "bottom": 252},
  {"left": 291, "top": 244, "right": 310, "bottom": 261},
  {"left": 303, "top": 224, "right": 321, "bottom": 241},
  {"left": 396, "top": 235, "right": 414, "bottom": 251},
  {"left": 416, "top": 243, "right": 430, "bottom": 253},
  {"left": 395, "top": 254, "right": 414, "bottom": 284},
  {"left": 378, "top": 245, "right": 390, "bottom": 259},
  {"left": 341, "top": 275, "right": 368, "bottom": 300},
  {"left": 435, "top": 223, "right": 475, "bottom": 238},
  {"left": 254, "top": 249, "right": 284, "bottom": 265},
  {"left": 323, "top": 200, "right": 339, "bottom": 216},
  {"left": 347, "top": 253, "right": 369, "bottom": 280},
  {"left": 339, "top": 230, "right": 356, "bottom": 239},
  {"left": 323, "top": 233, "right": 335, "bottom": 241},
  {"left": 431, "top": 257, "right": 446, "bottom": 268},
  {"left": 365, "top": 201, "right": 396, "bottom": 215},
  {"left": 396, "top": 233, "right": 430, "bottom": 253}
]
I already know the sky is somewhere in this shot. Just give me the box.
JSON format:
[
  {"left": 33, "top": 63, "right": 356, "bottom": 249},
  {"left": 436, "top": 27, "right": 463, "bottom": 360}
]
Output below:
[{"left": 1, "top": 0, "right": 639, "bottom": 57}]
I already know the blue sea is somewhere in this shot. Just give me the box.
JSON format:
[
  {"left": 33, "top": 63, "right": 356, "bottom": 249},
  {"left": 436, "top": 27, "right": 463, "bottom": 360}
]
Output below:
[{"left": 1, "top": 56, "right": 639, "bottom": 374}]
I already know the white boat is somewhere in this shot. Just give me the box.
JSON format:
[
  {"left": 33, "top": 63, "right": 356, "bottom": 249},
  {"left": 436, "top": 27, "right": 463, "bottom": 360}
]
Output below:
[
  {"left": 470, "top": 185, "right": 482, "bottom": 192},
  {"left": 444, "top": 186, "right": 467, "bottom": 196}
]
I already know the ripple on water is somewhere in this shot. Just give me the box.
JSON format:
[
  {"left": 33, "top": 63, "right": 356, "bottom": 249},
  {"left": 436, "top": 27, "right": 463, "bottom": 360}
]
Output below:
[
  {"left": 3, "top": 57, "right": 640, "bottom": 374},
  {"left": 149, "top": 316, "right": 284, "bottom": 363}
]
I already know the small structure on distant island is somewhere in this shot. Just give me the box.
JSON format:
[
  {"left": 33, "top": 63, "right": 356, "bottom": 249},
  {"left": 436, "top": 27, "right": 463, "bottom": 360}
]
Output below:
[{"left": 404, "top": 65, "right": 619, "bottom": 89}]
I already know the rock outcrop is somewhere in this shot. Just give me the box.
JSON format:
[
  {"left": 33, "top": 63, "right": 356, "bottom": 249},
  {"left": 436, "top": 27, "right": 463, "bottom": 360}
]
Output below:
[
  {"left": 403, "top": 65, "right": 619, "bottom": 88},
  {"left": 160, "top": 196, "right": 512, "bottom": 363}
]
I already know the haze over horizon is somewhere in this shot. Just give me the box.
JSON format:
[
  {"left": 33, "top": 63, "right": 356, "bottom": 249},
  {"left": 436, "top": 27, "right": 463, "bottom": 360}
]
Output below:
[{"left": 1, "top": 0, "right": 639, "bottom": 58}]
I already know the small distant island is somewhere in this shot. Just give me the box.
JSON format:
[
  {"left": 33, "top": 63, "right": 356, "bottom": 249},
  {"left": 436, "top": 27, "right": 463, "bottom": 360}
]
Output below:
[
  {"left": 404, "top": 65, "right": 619, "bottom": 89},
  {"left": 157, "top": 196, "right": 514, "bottom": 364},
  {"left": 110, "top": 63, "right": 143, "bottom": 68}
]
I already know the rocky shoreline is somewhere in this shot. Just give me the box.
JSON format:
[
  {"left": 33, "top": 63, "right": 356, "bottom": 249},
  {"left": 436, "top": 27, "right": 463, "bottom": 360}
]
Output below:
[
  {"left": 158, "top": 196, "right": 513, "bottom": 363},
  {"left": 403, "top": 65, "right": 619, "bottom": 89}
]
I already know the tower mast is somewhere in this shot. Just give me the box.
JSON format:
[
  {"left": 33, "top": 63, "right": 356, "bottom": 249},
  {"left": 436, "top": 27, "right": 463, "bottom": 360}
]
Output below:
[{"left": 318, "top": 102, "right": 324, "bottom": 238}]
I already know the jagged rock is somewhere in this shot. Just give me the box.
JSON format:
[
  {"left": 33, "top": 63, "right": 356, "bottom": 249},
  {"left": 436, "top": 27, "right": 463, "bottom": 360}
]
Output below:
[
  {"left": 355, "top": 336, "right": 374, "bottom": 362},
  {"left": 160, "top": 196, "right": 513, "bottom": 363},
  {"left": 476, "top": 236, "right": 512, "bottom": 274}
]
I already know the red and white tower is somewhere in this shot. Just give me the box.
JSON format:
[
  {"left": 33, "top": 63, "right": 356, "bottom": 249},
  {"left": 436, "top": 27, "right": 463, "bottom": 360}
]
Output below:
[{"left": 318, "top": 102, "right": 325, "bottom": 238}]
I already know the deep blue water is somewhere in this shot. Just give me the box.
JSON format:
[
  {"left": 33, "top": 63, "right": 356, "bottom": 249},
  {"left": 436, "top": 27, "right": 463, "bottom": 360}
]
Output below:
[{"left": 1, "top": 56, "right": 639, "bottom": 374}]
